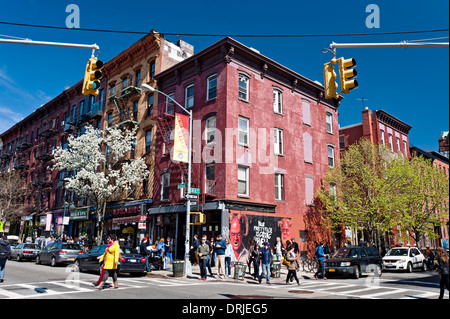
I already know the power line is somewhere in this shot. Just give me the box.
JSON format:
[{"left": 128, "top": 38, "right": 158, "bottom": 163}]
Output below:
[{"left": 0, "top": 21, "right": 448, "bottom": 38}]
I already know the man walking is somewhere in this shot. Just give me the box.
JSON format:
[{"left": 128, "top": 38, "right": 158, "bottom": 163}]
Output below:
[
  {"left": 197, "top": 235, "right": 210, "bottom": 281},
  {"left": 0, "top": 236, "right": 12, "bottom": 283},
  {"left": 215, "top": 234, "right": 227, "bottom": 279},
  {"left": 139, "top": 237, "right": 150, "bottom": 273},
  {"left": 258, "top": 242, "right": 272, "bottom": 285},
  {"left": 314, "top": 241, "right": 327, "bottom": 280}
]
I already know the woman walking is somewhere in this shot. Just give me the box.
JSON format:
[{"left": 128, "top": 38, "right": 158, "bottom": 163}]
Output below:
[
  {"left": 435, "top": 247, "right": 449, "bottom": 299},
  {"left": 285, "top": 243, "right": 300, "bottom": 285},
  {"left": 251, "top": 243, "right": 261, "bottom": 281},
  {"left": 95, "top": 234, "right": 120, "bottom": 290}
]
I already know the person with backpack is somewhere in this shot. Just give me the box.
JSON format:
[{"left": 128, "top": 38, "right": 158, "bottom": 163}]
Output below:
[{"left": 0, "top": 236, "right": 11, "bottom": 283}]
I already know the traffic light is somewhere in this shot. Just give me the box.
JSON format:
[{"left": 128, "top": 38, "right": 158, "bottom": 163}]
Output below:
[
  {"left": 82, "top": 57, "right": 103, "bottom": 96},
  {"left": 323, "top": 58, "right": 339, "bottom": 99},
  {"left": 338, "top": 57, "right": 358, "bottom": 94},
  {"left": 190, "top": 212, "right": 205, "bottom": 225}
]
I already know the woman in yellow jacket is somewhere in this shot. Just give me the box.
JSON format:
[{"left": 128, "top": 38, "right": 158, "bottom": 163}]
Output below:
[{"left": 95, "top": 234, "right": 120, "bottom": 289}]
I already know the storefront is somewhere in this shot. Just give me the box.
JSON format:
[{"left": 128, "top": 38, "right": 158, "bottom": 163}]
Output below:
[{"left": 69, "top": 207, "right": 93, "bottom": 239}]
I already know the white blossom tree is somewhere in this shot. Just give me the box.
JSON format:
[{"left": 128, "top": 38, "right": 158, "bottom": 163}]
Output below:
[{"left": 53, "top": 124, "right": 149, "bottom": 244}]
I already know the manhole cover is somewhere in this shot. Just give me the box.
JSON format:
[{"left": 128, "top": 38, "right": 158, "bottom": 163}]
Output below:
[
  {"left": 289, "top": 290, "right": 314, "bottom": 294},
  {"left": 230, "top": 295, "right": 274, "bottom": 299}
]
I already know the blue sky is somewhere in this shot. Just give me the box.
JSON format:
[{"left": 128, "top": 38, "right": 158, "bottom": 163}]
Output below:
[{"left": 0, "top": 0, "right": 448, "bottom": 152}]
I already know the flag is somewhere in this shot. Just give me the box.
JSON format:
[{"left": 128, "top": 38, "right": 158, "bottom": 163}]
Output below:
[{"left": 172, "top": 113, "right": 190, "bottom": 163}]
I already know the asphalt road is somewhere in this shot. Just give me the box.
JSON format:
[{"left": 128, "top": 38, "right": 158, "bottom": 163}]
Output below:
[{"left": 0, "top": 259, "right": 447, "bottom": 301}]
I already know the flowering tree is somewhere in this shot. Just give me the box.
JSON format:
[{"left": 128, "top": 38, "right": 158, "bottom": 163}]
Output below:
[{"left": 53, "top": 124, "right": 149, "bottom": 244}]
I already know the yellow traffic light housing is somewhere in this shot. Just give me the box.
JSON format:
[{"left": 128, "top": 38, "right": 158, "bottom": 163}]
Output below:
[
  {"left": 189, "top": 212, "right": 205, "bottom": 225},
  {"left": 323, "top": 58, "right": 339, "bottom": 99},
  {"left": 82, "top": 57, "right": 103, "bottom": 96},
  {"left": 338, "top": 57, "right": 358, "bottom": 94}
]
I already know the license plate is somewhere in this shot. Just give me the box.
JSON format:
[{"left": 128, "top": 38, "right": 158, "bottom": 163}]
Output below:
[
  {"left": 328, "top": 268, "right": 335, "bottom": 272},
  {"left": 69, "top": 258, "right": 75, "bottom": 261},
  {"left": 386, "top": 263, "right": 393, "bottom": 266},
  {"left": 129, "top": 259, "right": 136, "bottom": 263}
]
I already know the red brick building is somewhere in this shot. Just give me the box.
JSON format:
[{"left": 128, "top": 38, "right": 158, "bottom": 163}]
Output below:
[{"left": 148, "top": 37, "right": 340, "bottom": 260}]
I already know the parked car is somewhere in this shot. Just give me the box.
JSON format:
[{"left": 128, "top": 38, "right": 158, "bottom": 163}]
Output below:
[
  {"left": 324, "top": 246, "right": 383, "bottom": 279},
  {"left": 36, "top": 242, "right": 83, "bottom": 267},
  {"left": 10, "top": 243, "right": 40, "bottom": 262},
  {"left": 74, "top": 244, "right": 147, "bottom": 275},
  {"left": 382, "top": 247, "right": 427, "bottom": 272},
  {"left": 6, "top": 236, "right": 20, "bottom": 260}
]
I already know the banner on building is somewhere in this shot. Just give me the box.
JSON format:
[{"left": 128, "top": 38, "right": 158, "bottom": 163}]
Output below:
[
  {"left": 229, "top": 210, "right": 291, "bottom": 262},
  {"left": 172, "top": 113, "right": 190, "bottom": 163}
]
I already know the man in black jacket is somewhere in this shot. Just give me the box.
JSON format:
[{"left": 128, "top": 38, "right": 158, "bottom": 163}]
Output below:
[
  {"left": 139, "top": 237, "right": 150, "bottom": 272},
  {"left": 0, "top": 236, "right": 11, "bottom": 283}
]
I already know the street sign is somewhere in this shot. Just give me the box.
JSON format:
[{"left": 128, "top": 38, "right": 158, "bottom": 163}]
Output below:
[
  {"left": 184, "top": 201, "right": 198, "bottom": 206},
  {"left": 185, "top": 194, "right": 198, "bottom": 200},
  {"left": 190, "top": 188, "right": 200, "bottom": 194},
  {"left": 177, "top": 183, "right": 188, "bottom": 189}
]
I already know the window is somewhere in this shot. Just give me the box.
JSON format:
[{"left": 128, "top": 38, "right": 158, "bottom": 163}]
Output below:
[
  {"left": 206, "top": 164, "right": 215, "bottom": 195},
  {"left": 388, "top": 133, "right": 393, "bottom": 151},
  {"left": 305, "top": 177, "right": 314, "bottom": 205},
  {"left": 205, "top": 116, "right": 216, "bottom": 144},
  {"left": 150, "top": 61, "right": 156, "bottom": 80},
  {"left": 275, "top": 173, "right": 284, "bottom": 201},
  {"left": 147, "top": 94, "right": 154, "bottom": 116},
  {"left": 302, "top": 100, "right": 311, "bottom": 126},
  {"left": 107, "top": 113, "right": 113, "bottom": 127},
  {"left": 135, "top": 71, "right": 141, "bottom": 87},
  {"left": 238, "top": 116, "right": 249, "bottom": 146},
  {"left": 145, "top": 130, "right": 152, "bottom": 154},
  {"left": 161, "top": 172, "right": 170, "bottom": 201},
  {"left": 326, "top": 112, "right": 333, "bottom": 133},
  {"left": 330, "top": 183, "right": 337, "bottom": 199},
  {"left": 109, "top": 84, "right": 115, "bottom": 96},
  {"left": 133, "top": 101, "right": 139, "bottom": 121},
  {"left": 185, "top": 85, "right": 194, "bottom": 109},
  {"left": 238, "top": 166, "right": 249, "bottom": 196},
  {"left": 273, "top": 89, "right": 282, "bottom": 114},
  {"left": 403, "top": 140, "right": 407, "bottom": 156},
  {"left": 122, "top": 78, "right": 128, "bottom": 90},
  {"left": 274, "top": 128, "right": 284, "bottom": 156},
  {"left": 339, "top": 135, "right": 346, "bottom": 150},
  {"left": 396, "top": 137, "right": 401, "bottom": 154},
  {"left": 207, "top": 74, "right": 217, "bottom": 100},
  {"left": 303, "top": 132, "right": 313, "bottom": 163},
  {"left": 165, "top": 93, "right": 174, "bottom": 115},
  {"left": 380, "top": 129, "right": 385, "bottom": 145},
  {"left": 327, "top": 145, "right": 335, "bottom": 167},
  {"left": 238, "top": 74, "right": 249, "bottom": 101}
]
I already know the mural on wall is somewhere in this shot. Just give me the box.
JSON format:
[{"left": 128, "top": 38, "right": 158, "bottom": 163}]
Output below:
[{"left": 229, "top": 211, "right": 291, "bottom": 262}]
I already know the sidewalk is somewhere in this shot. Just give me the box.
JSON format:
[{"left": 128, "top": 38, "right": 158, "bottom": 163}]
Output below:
[{"left": 145, "top": 263, "right": 316, "bottom": 285}]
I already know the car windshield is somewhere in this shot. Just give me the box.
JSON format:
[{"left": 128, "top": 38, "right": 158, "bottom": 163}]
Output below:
[
  {"left": 333, "top": 248, "right": 359, "bottom": 258},
  {"left": 385, "top": 248, "right": 408, "bottom": 256},
  {"left": 90, "top": 245, "right": 139, "bottom": 255},
  {"left": 23, "top": 244, "right": 40, "bottom": 249},
  {"left": 62, "top": 244, "right": 81, "bottom": 250}
]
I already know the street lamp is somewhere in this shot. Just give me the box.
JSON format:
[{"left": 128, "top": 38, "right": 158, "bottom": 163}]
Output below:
[{"left": 141, "top": 83, "right": 193, "bottom": 275}]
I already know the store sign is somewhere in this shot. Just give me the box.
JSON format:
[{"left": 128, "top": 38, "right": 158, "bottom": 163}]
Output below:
[
  {"left": 113, "top": 206, "right": 140, "bottom": 217},
  {"left": 70, "top": 208, "right": 89, "bottom": 220}
]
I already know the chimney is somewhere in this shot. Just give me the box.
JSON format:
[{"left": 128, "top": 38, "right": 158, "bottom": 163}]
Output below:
[{"left": 362, "top": 107, "right": 374, "bottom": 142}]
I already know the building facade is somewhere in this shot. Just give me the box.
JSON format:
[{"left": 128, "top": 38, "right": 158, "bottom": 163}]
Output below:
[{"left": 149, "top": 37, "right": 340, "bottom": 260}]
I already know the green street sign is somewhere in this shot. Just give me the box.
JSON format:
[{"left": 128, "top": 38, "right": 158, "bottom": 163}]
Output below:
[
  {"left": 177, "top": 183, "right": 188, "bottom": 189},
  {"left": 190, "top": 188, "right": 200, "bottom": 194}
]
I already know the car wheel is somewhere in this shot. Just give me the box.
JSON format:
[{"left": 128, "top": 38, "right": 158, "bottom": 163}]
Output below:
[
  {"left": 353, "top": 266, "right": 360, "bottom": 279},
  {"left": 50, "top": 257, "right": 57, "bottom": 267},
  {"left": 16, "top": 254, "right": 21, "bottom": 262},
  {"left": 422, "top": 261, "right": 427, "bottom": 272},
  {"left": 35, "top": 255, "right": 41, "bottom": 264},
  {"left": 406, "top": 262, "right": 413, "bottom": 273}
]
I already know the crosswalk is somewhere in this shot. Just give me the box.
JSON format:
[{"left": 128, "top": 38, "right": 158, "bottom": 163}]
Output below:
[{"left": 0, "top": 276, "right": 443, "bottom": 299}]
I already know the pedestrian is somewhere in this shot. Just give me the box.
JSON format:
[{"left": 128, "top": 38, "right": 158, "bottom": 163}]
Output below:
[
  {"left": 435, "top": 247, "right": 449, "bottom": 299},
  {"left": 291, "top": 238, "right": 299, "bottom": 256},
  {"left": 274, "top": 237, "right": 284, "bottom": 262},
  {"left": 140, "top": 237, "right": 150, "bottom": 273},
  {"left": 95, "top": 234, "right": 120, "bottom": 289},
  {"left": 247, "top": 239, "right": 254, "bottom": 275},
  {"left": 285, "top": 242, "right": 300, "bottom": 285},
  {"left": 251, "top": 243, "right": 261, "bottom": 281},
  {"left": 215, "top": 234, "right": 227, "bottom": 278},
  {"left": 156, "top": 238, "right": 166, "bottom": 269},
  {"left": 0, "top": 236, "right": 11, "bottom": 283},
  {"left": 258, "top": 242, "right": 272, "bottom": 285},
  {"left": 190, "top": 234, "right": 200, "bottom": 266},
  {"left": 225, "top": 238, "right": 233, "bottom": 277},
  {"left": 314, "top": 241, "right": 327, "bottom": 280},
  {"left": 323, "top": 242, "right": 331, "bottom": 259},
  {"left": 197, "top": 235, "right": 210, "bottom": 281},
  {"left": 165, "top": 237, "right": 173, "bottom": 266},
  {"left": 205, "top": 237, "right": 214, "bottom": 277},
  {"left": 210, "top": 237, "right": 216, "bottom": 267}
]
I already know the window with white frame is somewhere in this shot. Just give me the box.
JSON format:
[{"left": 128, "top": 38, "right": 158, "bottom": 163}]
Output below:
[
  {"left": 326, "top": 112, "right": 333, "bottom": 133},
  {"left": 327, "top": 145, "right": 335, "bottom": 167},
  {"left": 396, "top": 137, "right": 401, "bottom": 154},
  {"left": 403, "top": 140, "right": 407, "bottom": 156},
  {"left": 205, "top": 116, "right": 216, "bottom": 144},
  {"left": 339, "top": 135, "right": 346, "bottom": 150},
  {"left": 238, "top": 166, "right": 249, "bottom": 196},
  {"left": 380, "top": 129, "right": 385, "bottom": 145},
  {"left": 273, "top": 89, "right": 283, "bottom": 114},
  {"left": 238, "top": 74, "right": 249, "bottom": 101},
  {"left": 274, "top": 128, "right": 284, "bottom": 156},
  {"left": 388, "top": 133, "right": 393, "bottom": 151},
  {"left": 161, "top": 172, "right": 170, "bottom": 201},
  {"left": 275, "top": 173, "right": 285, "bottom": 201},
  {"left": 238, "top": 116, "right": 249, "bottom": 146},
  {"left": 207, "top": 74, "right": 217, "bottom": 100},
  {"left": 185, "top": 85, "right": 194, "bottom": 109}
]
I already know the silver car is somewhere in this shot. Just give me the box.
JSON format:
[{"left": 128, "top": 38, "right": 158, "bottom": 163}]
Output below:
[
  {"left": 11, "top": 243, "right": 41, "bottom": 262},
  {"left": 36, "top": 242, "right": 82, "bottom": 267}
]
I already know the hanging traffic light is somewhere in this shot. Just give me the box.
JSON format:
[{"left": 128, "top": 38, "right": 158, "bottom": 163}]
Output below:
[
  {"left": 82, "top": 57, "right": 103, "bottom": 96},
  {"left": 338, "top": 57, "right": 358, "bottom": 94},
  {"left": 323, "top": 58, "right": 339, "bottom": 99}
]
